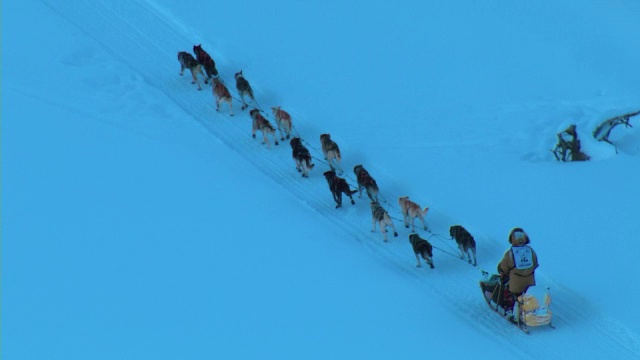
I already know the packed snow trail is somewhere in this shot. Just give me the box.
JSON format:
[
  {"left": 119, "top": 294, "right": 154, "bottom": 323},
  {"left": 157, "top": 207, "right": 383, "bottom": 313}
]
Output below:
[{"left": 39, "top": 0, "right": 640, "bottom": 358}]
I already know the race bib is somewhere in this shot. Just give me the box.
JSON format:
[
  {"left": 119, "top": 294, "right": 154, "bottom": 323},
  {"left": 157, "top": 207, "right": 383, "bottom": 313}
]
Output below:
[{"left": 512, "top": 246, "right": 534, "bottom": 269}]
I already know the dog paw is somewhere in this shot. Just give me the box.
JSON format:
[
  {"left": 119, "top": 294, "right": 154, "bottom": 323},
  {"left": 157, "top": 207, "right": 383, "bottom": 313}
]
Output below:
[
  {"left": 416, "top": 264, "right": 422, "bottom": 268},
  {"left": 393, "top": 232, "right": 398, "bottom": 237},
  {"left": 252, "top": 134, "right": 256, "bottom": 138}
]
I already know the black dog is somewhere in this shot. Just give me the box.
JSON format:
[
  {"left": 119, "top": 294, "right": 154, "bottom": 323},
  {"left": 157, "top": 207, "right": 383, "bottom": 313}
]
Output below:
[
  {"left": 449, "top": 225, "right": 477, "bottom": 266},
  {"left": 193, "top": 44, "right": 218, "bottom": 83},
  {"left": 409, "top": 233, "right": 434, "bottom": 268},
  {"left": 323, "top": 170, "right": 357, "bottom": 208},
  {"left": 290, "top": 138, "right": 314, "bottom": 177}
]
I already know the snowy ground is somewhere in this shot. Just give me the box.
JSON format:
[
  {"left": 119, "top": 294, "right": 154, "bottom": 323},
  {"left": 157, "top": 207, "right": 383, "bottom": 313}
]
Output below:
[{"left": 4, "top": 0, "right": 640, "bottom": 358}]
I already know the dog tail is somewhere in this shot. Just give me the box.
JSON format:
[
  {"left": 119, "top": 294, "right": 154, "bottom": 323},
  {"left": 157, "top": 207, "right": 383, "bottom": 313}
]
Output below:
[
  {"left": 350, "top": 189, "right": 358, "bottom": 196},
  {"left": 422, "top": 207, "right": 429, "bottom": 216}
]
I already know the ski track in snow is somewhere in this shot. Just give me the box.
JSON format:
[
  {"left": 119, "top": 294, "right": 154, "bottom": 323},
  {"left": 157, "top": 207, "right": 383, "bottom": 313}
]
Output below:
[{"left": 40, "top": 0, "right": 640, "bottom": 357}]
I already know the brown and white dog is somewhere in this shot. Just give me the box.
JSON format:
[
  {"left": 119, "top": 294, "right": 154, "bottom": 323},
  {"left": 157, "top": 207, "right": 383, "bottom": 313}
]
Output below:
[
  {"left": 449, "top": 225, "right": 477, "bottom": 266},
  {"left": 320, "top": 134, "right": 343, "bottom": 175},
  {"left": 290, "top": 137, "right": 314, "bottom": 177},
  {"left": 409, "top": 233, "right": 434, "bottom": 268},
  {"left": 370, "top": 201, "right": 398, "bottom": 242},
  {"left": 193, "top": 44, "right": 218, "bottom": 83},
  {"left": 353, "top": 165, "right": 379, "bottom": 202},
  {"left": 212, "top": 78, "right": 233, "bottom": 116},
  {"left": 398, "top": 196, "right": 429, "bottom": 232},
  {"left": 177, "top": 51, "right": 205, "bottom": 90},
  {"left": 323, "top": 170, "right": 357, "bottom": 208},
  {"left": 250, "top": 109, "right": 278, "bottom": 148},
  {"left": 271, "top": 106, "right": 293, "bottom": 141},
  {"left": 235, "top": 70, "right": 254, "bottom": 110}
]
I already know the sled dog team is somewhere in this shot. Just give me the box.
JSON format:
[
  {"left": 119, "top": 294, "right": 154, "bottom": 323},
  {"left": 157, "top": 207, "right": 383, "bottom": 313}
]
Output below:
[{"left": 177, "top": 44, "right": 479, "bottom": 270}]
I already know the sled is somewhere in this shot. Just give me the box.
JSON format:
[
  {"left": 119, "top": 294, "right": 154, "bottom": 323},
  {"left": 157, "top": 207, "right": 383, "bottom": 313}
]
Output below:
[{"left": 480, "top": 274, "right": 555, "bottom": 334}]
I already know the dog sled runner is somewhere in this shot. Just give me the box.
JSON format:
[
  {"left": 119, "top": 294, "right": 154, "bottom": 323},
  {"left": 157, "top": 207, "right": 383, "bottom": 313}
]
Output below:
[{"left": 479, "top": 274, "right": 554, "bottom": 334}]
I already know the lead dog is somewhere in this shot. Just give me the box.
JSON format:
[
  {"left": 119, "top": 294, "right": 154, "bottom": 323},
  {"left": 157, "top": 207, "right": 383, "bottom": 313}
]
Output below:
[
  {"left": 271, "top": 106, "right": 293, "bottom": 141},
  {"left": 235, "top": 70, "right": 255, "bottom": 110},
  {"left": 370, "top": 201, "right": 398, "bottom": 242},
  {"left": 323, "top": 170, "right": 357, "bottom": 208},
  {"left": 353, "top": 165, "right": 379, "bottom": 202},
  {"left": 212, "top": 78, "right": 233, "bottom": 116},
  {"left": 398, "top": 196, "right": 429, "bottom": 232},
  {"left": 250, "top": 109, "right": 278, "bottom": 148},
  {"left": 320, "top": 134, "right": 344, "bottom": 175},
  {"left": 409, "top": 233, "right": 434, "bottom": 268},
  {"left": 193, "top": 44, "right": 218, "bottom": 83},
  {"left": 290, "top": 137, "right": 314, "bottom": 177},
  {"left": 449, "top": 225, "right": 477, "bottom": 266},
  {"left": 177, "top": 51, "right": 206, "bottom": 90}
]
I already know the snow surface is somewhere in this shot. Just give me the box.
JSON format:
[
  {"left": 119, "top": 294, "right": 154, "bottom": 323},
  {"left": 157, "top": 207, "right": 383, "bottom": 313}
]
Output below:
[{"left": 4, "top": 0, "right": 640, "bottom": 358}]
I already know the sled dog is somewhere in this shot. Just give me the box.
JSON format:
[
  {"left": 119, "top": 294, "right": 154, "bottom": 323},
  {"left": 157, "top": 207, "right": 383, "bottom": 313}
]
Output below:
[
  {"left": 320, "top": 134, "right": 344, "bottom": 175},
  {"left": 290, "top": 137, "right": 314, "bottom": 177},
  {"left": 212, "top": 78, "right": 233, "bottom": 116},
  {"left": 353, "top": 165, "right": 379, "bottom": 202},
  {"left": 449, "top": 225, "right": 477, "bottom": 266},
  {"left": 177, "top": 51, "right": 206, "bottom": 90},
  {"left": 193, "top": 44, "right": 218, "bottom": 83},
  {"left": 398, "top": 196, "right": 429, "bottom": 232},
  {"left": 235, "top": 70, "right": 255, "bottom": 110},
  {"left": 409, "top": 233, "right": 434, "bottom": 268},
  {"left": 271, "top": 106, "right": 293, "bottom": 141},
  {"left": 370, "top": 201, "right": 398, "bottom": 242},
  {"left": 250, "top": 109, "right": 278, "bottom": 148},
  {"left": 323, "top": 170, "right": 357, "bottom": 208}
]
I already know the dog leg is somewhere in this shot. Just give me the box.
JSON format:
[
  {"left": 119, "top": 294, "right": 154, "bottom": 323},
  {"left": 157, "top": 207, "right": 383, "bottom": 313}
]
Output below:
[
  {"left": 420, "top": 216, "right": 429, "bottom": 231},
  {"left": 415, "top": 253, "right": 422, "bottom": 267},
  {"left": 189, "top": 69, "right": 202, "bottom": 90},
  {"left": 387, "top": 217, "right": 398, "bottom": 237},
  {"left": 228, "top": 99, "right": 234, "bottom": 116},
  {"left": 347, "top": 191, "right": 355, "bottom": 205},
  {"left": 277, "top": 122, "right": 285, "bottom": 141},
  {"left": 380, "top": 221, "right": 388, "bottom": 242},
  {"left": 240, "top": 93, "right": 247, "bottom": 110},
  {"left": 470, "top": 248, "right": 477, "bottom": 266}
]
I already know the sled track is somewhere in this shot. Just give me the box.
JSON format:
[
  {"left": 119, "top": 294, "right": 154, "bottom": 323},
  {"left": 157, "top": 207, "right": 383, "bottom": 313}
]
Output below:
[{"left": 42, "top": 0, "right": 640, "bottom": 358}]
